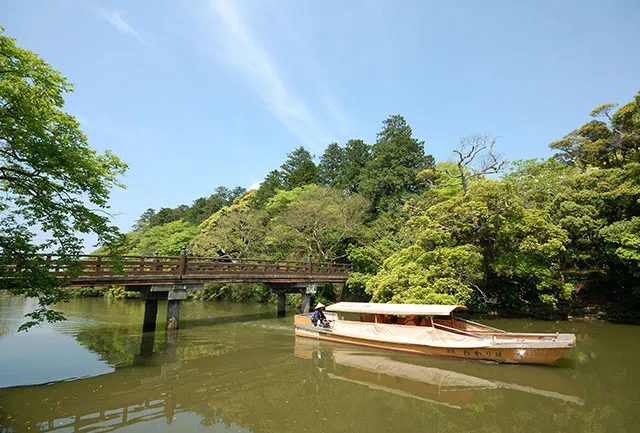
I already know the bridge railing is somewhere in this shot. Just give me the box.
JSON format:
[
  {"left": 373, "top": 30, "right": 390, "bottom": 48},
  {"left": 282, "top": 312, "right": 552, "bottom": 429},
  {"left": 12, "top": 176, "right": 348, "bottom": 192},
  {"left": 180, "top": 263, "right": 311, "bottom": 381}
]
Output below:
[{"left": 8, "top": 254, "right": 353, "bottom": 278}]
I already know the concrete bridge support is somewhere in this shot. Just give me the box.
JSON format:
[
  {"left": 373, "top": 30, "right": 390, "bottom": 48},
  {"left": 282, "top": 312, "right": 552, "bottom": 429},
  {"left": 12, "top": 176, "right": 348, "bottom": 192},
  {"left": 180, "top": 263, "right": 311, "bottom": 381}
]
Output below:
[
  {"left": 300, "top": 292, "right": 311, "bottom": 314},
  {"left": 132, "top": 283, "right": 202, "bottom": 332},
  {"left": 277, "top": 292, "right": 286, "bottom": 317},
  {"left": 268, "top": 282, "right": 322, "bottom": 317},
  {"left": 142, "top": 300, "right": 158, "bottom": 333},
  {"left": 167, "top": 300, "right": 181, "bottom": 329}
]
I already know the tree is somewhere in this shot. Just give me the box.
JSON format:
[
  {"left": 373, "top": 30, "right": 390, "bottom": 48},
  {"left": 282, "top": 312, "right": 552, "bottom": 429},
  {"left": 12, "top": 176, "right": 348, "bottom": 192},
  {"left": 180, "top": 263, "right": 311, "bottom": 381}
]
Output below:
[
  {"left": 366, "top": 244, "right": 482, "bottom": 305},
  {"left": 360, "top": 115, "right": 434, "bottom": 213},
  {"left": 318, "top": 139, "right": 372, "bottom": 194},
  {"left": 550, "top": 92, "right": 640, "bottom": 169},
  {"left": 0, "top": 29, "right": 127, "bottom": 328},
  {"left": 342, "top": 139, "right": 371, "bottom": 193},
  {"left": 253, "top": 169, "right": 284, "bottom": 208},
  {"left": 600, "top": 217, "right": 640, "bottom": 279},
  {"left": 267, "top": 185, "right": 370, "bottom": 261},
  {"left": 134, "top": 185, "right": 248, "bottom": 229},
  {"left": 182, "top": 186, "right": 246, "bottom": 226},
  {"left": 436, "top": 135, "right": 506, "bottom": 194},
  {"left": 132, "top": 208, "right": 155, "bottom": 231},
  {"left": 318, "top": 142, "right": 345, "bottom": 187},
  {"left": 191, "top": 191, "right": 268, "bottom": 258},
  {"left": 281, "top": 146, "right": 317, "bottom": 189},
  {"left": 148, "top": 207, "right": 183, "bottom": 227},
  {"left": 130, "top": 220, "right": 198, "bottom": 256}
]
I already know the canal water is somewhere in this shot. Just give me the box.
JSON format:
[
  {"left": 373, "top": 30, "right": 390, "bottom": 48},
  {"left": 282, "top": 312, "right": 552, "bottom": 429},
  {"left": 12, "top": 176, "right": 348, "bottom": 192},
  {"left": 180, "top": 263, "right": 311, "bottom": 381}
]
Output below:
[{"left": 0, "top": 297, "right": 638, "bottom": 433}]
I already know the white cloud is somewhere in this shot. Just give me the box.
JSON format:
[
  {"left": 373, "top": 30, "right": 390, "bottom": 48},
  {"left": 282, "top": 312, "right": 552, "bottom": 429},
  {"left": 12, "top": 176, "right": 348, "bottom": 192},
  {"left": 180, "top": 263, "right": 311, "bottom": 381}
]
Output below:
[
  {"left": 208, "top": 0, "right": 334, "bottom": 148},
  {"left": 247, "top": 182, "right": 261, "bottom": 191},
  {"left": 99, "top": 8, "right": 145, "bottom": 43}
]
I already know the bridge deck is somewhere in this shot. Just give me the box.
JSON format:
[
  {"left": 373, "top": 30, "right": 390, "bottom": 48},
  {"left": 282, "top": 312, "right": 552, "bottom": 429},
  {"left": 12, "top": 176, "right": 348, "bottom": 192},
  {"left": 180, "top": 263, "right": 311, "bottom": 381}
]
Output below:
[{"left": 7, "top": 254, "right": 352, "bottom": 286}]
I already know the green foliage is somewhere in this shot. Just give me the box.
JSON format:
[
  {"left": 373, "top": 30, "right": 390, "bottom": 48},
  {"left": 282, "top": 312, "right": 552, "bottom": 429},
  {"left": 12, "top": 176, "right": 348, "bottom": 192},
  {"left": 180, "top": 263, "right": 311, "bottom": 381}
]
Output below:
[
  {"left": 106, "top": 286, "right": 139, "bottom": 299},
  {"left": 342, "top": 139, "right": 372, "bottom": 193},
  {"left": 128, "top": 220, "right": 198, "bottom": 256},
  {"left": 264, "top": 187, "right": 304, "bottom": 215},
  {"left": 550, "top": 91, "right": 640, "bottom": 169},
  {"left": 281, "top": 147, "right": 317, "bottom": 189},
  {"left": 318, "top": 139, "right": 372, "bottom": 194},
  {"left": 133, "top": 186, "right": 246, "bottom": 231},
  {"left": 193, "top": 283, "right": 275, "bottom": 303},
  {"left": 67, "top": 286, "right": 107, "bottom": 297},
  {"left": 0, "top": 28, "right": 127, "bottom": 328},
  {"left": 253, "top": 170, "right": 284, "bottom": 208},
  {"left": 601, "top": 217, "right": 640, "bottom": 276},
  {"left": 379, "top": 174, "right": 577, "bottom": 315},
  {"left": 344, "top": 272, "right": 372, "bottom": 301},
  {"left": 366, "top": 244, "right": 481, "bottom": 305},
  {"left": 346, "top": 224, "right": 409, "bottom": 275},
  {"left": 266, "top": 185, "right": 370, "bottom": 260},
  {"left": 318, "top": 142, "right": 344, "bottom": 187},
  {"left": 192, "top": 190, "right": 268, "bottom": 258},
  {"left": 360, "top": 115, "right": 435, "bottom": 213}
]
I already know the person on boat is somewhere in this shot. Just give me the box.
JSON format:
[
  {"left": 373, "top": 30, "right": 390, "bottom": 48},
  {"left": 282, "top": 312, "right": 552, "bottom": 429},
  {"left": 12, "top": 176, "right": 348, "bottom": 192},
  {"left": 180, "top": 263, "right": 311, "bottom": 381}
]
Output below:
[
  {"left": 404, "top": 315, "right": 418, "bottom": 326},
  {"left": 376, "top": 314, "right": 393, "bottom": 324},
  {"left": 312, "top": 303, "right": 330, "bottom": 328}
]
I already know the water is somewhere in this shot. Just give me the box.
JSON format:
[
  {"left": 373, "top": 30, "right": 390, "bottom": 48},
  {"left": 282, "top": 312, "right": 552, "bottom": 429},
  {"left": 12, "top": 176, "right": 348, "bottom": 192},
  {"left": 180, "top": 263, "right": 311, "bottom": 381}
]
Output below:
[{"left": 0, "top": 297, "right": 639, "bottom": 433}]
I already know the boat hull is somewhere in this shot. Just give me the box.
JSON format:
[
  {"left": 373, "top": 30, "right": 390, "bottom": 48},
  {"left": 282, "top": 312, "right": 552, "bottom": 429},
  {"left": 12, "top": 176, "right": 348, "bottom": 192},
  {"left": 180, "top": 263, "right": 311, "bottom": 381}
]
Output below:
[{"left": 294, "top": 318, "right": 572, "bottom": 365}]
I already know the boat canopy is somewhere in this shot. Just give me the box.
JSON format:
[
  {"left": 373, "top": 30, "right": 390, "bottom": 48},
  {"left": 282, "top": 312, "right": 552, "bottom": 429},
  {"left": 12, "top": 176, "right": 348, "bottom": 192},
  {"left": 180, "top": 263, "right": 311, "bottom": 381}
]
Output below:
[{"left": 326, "top": 302, "right": 467, "bottom": 316}]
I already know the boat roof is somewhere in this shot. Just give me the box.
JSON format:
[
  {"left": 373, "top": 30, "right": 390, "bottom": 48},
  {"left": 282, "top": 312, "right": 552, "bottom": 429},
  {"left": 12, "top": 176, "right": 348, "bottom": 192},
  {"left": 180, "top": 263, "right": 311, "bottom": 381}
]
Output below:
[{"left": 325, "top": 302, "right": 467, "bottom": 316}]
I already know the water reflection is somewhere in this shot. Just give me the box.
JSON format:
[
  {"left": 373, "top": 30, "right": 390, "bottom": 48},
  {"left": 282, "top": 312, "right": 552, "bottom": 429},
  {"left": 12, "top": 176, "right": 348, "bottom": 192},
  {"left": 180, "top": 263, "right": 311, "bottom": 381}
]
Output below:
[
  {"left": 295, "top": 338, "right": 584, "bottom": 409},
  {"left": 2, "top": 298, "right": 640, "bottom": 433},
  {"left": 0, "top": 331, "right": 268, "bottom": 432}
]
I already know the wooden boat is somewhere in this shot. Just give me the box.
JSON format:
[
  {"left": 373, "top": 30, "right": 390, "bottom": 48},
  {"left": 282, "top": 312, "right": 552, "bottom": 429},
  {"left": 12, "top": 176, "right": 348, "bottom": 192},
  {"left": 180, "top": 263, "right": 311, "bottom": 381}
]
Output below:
[{"left": 294, "top": 302, "right": 576, "bottom": 365}]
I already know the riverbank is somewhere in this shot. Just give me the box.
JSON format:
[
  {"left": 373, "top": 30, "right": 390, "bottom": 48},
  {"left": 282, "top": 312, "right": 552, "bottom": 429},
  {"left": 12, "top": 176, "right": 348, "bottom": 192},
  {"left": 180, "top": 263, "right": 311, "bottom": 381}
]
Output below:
[{"left": 4, "top": 286, "right": 638, "bottom": 326}]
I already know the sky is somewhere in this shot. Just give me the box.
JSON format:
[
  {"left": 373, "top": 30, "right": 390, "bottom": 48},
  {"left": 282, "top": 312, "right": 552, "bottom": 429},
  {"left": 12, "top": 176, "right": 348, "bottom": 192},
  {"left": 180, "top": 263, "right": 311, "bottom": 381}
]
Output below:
[{"left": 2, "top": 0, "right": 639, "bottom": 244}]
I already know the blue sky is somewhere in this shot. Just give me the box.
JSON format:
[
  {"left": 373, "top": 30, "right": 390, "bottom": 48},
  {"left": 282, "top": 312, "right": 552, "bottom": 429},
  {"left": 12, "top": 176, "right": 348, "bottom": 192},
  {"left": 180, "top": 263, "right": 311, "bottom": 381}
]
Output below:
[{"left": 2, "top": 0, "right": 639, "bottom": 240}]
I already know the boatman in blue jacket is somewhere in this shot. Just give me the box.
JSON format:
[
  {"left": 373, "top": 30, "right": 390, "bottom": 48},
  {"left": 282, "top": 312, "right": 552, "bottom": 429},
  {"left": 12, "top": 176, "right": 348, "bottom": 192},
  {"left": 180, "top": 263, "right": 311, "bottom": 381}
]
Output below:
[{"left": 312, "top": 303, "right": 330, "bottom": 328}]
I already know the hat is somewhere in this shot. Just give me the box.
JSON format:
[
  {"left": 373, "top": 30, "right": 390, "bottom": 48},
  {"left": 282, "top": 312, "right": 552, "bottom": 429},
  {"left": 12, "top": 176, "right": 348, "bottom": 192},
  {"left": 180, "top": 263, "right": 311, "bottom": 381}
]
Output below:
[{"left": 314, "top": 303, "right": 325, "bottom": 310}]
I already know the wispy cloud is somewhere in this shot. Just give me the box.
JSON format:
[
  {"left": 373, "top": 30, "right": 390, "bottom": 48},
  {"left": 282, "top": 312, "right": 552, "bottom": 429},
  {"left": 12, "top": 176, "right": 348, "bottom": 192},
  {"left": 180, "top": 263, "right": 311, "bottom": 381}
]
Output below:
[
  {"left": 208, "top": 0, "right": 334, "bottom": 148},
  {"left": 99, "top": 8, "right": 145, "bottom": 43}
]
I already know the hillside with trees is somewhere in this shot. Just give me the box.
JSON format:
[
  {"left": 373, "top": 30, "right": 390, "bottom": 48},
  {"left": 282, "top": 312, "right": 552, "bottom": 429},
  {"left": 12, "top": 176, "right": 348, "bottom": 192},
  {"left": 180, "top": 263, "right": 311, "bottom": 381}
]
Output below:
[{"left": 114, "top": 93, "right": 640, "bottom": 321}]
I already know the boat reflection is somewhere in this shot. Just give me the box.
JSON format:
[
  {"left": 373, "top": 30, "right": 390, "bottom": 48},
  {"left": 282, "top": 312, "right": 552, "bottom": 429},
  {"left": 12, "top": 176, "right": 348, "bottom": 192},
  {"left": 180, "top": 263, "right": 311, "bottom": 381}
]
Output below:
[{"left": 295, "top": 338, "right": 584, "bottom": 409}]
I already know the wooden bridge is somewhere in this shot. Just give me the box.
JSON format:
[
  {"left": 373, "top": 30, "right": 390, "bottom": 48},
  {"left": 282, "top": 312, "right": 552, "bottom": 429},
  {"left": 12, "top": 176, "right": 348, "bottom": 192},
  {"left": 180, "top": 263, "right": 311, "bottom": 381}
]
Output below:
[
  {"left": 17, "top": 251, "right": 352, "bottom": 331},
  {"left": 37, "top": 253, "right": 352, "bottom": 286}
]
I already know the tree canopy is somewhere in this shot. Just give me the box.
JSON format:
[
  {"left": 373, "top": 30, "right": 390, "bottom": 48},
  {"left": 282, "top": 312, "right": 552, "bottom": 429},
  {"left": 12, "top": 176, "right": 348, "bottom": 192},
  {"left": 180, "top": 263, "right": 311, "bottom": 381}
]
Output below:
[
  {"left": 0, "top": 29, "right": 127, "bottom": 328},
  {"left": 359, "top": 115, "right": 434, "bottom": 213}
]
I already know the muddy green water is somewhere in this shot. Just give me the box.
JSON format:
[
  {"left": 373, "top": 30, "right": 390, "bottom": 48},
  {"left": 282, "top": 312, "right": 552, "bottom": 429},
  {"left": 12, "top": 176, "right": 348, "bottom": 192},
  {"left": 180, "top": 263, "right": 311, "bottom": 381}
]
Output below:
[{"left": 0, "top": 297, "right": 639, "bottom": 433}]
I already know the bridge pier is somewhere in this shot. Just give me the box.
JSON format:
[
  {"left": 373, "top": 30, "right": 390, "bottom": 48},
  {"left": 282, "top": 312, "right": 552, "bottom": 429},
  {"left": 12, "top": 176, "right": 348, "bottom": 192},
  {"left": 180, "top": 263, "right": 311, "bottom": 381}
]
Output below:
[
  {"left": 167, "top": 300, "right": 181, "bottom": 329},
  {"left": 142, "top": 299, "right": 158, "bottom": 333},
  {"left": 301, "top": 293, "right": 311, "bottom": 313},
  {"left": 133, "top": 283, "right": 196, "bottom": 332},
  {"left": 268, "top": 283, "right": 321, "bottom": 317},
  {"left": 277, "top": 292, "right": 286, "bottom": 317}
]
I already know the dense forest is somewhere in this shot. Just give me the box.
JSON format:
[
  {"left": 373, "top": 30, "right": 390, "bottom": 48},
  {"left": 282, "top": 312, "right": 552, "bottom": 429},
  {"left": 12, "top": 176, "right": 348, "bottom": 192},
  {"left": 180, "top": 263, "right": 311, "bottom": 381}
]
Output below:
[{"left": 107, "top": 93, "right": 640, "bottom": 321}]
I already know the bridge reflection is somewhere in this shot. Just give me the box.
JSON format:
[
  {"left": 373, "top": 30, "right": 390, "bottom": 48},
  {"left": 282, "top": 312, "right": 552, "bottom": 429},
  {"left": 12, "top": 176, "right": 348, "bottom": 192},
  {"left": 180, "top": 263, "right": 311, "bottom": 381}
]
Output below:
[{"left": 0, "top": 336, "right": 286, "bottom": 432}]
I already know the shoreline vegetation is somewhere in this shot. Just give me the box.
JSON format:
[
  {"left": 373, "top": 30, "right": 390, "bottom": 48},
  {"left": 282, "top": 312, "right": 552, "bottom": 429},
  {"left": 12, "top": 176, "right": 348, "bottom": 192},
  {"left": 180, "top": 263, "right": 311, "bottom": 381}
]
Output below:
[{"left": 0, "top": 288, "right": 628, "bottom": 324}]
